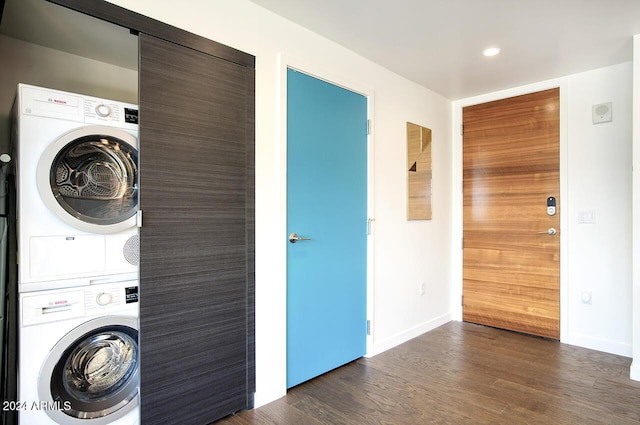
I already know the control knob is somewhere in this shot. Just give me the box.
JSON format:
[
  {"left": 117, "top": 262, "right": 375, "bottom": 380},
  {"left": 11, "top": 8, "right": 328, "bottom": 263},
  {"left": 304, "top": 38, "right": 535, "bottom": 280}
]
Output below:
[
  {"left": 95, "top": 104, "right": 112, "bottom": 117},
  {"left": 96, "top": 292, "right": 113, "bottom": 306}
]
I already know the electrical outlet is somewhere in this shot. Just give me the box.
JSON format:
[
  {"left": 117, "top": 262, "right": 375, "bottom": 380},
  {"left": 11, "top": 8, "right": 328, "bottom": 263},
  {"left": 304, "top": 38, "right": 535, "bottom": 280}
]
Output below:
[{"left": 420, "top": 283, "right": 426, "bottom": 296}]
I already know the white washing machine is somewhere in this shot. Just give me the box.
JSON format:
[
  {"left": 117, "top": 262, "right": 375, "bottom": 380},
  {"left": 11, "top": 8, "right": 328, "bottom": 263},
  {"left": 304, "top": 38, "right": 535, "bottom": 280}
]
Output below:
[
  {"left": 18, "top": 280, "right": 139, "bottom": 425},
  {"left": 12, "top": 84, "right": 140, "bottom": 292}
]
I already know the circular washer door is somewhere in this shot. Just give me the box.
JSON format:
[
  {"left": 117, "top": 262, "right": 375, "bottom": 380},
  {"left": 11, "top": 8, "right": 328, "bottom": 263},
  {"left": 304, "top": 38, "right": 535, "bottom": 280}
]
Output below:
[
  {"left": 37, "top": 125, "right": 138, "bottom": 234},
  {"left": 38, "top": 316, "right": 139, "bottom": 425}
]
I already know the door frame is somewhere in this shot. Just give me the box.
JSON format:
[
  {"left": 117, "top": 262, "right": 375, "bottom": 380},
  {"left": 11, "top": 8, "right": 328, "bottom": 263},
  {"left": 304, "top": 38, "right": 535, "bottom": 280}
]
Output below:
[
  {"left": 277, "top": 53, "right": 376, "bottom": 376},
  {"left": 452, "top": 78, "right": 569, "bottom": 342}
]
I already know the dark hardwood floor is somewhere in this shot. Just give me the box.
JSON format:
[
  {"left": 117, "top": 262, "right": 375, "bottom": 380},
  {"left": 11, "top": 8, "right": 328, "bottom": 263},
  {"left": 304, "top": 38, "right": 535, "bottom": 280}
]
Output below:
[{"left": 214, "top": 321, "right": 640, "bottom": 425}]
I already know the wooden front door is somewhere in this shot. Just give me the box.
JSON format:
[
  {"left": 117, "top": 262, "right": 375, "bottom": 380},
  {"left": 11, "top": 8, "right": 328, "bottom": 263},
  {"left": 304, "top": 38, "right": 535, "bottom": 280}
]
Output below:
[{"left": 462, "top": 88, "right": 560, "bottom": 339}]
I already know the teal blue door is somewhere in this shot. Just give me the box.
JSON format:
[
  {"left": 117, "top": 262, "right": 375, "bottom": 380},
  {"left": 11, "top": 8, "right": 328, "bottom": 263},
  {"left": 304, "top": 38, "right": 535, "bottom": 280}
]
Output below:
[{"left": 286, "top": 69, "right": 368, "bottom": 388}]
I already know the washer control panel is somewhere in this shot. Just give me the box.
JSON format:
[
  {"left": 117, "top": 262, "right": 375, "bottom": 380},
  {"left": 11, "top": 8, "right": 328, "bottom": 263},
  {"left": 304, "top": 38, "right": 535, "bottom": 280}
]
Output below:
[
  {"left": 20, "top": 281, "right": 138, "bottom": 326},
  {"left": 96, "top": 291, "right": 114, "bottom": 306},
  {"left": 85, "top": 281, "right": 139, "bottom": 313},
  {"left": 21, "top": 290, "right": 85, "bottom": 327}
]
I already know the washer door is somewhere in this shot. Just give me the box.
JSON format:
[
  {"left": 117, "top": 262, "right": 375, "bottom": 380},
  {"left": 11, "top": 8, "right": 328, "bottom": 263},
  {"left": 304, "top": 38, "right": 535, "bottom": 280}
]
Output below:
[
  {"left": 38, "top": 316, "right": 139, "bottom": 424},
  {"left": 37, "top": 125, "right": 138, "bottom": 234}
]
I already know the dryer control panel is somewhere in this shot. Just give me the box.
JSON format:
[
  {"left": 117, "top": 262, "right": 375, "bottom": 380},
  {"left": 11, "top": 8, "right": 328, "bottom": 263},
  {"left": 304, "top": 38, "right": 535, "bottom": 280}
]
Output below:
[
  {"left": 84, "top": 98, "right": 138, "bottom": 129},
  {"left": 18, "top": 84, "right": 138, "bottom": 131}
]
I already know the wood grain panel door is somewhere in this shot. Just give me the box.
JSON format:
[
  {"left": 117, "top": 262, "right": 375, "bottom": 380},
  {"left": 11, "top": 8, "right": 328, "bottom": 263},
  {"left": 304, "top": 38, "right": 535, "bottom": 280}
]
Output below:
[
  {"left": 139, "top": 33, "right": 254, "bottom": 425},
  {"left": 462, "top": 88, "right": 560, "bottom": 339}
]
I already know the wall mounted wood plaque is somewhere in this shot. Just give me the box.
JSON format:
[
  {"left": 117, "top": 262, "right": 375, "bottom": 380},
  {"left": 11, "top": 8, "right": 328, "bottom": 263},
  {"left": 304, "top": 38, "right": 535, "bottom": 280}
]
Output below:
[{"left": 407, "top": 122, "right": 432, "bottom": 220}]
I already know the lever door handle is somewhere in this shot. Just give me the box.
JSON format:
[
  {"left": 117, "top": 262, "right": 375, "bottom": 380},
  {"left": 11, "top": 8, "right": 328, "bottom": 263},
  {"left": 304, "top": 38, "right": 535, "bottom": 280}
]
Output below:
[
  {"left": 537, "top": 228, "right": 557, "bottom": 235},
  {"left": 289, "top": 232, "right": 312, "bottom": 243}
]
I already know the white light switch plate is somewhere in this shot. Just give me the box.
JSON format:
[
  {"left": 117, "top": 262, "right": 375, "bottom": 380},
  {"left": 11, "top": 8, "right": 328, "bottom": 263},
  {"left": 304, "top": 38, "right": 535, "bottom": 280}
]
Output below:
[{"left": 578, "top": 210, "right": 596, "bottom": 224}]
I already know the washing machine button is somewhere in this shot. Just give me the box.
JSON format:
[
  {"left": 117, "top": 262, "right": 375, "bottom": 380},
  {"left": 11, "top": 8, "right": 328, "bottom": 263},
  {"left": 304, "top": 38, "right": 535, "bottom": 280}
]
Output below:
[
  {"left": 96, "top": 292, "right": 113, "bottom": 306},
  {"left": 95, "top": 104, "right": 112, "bottom": 117}
]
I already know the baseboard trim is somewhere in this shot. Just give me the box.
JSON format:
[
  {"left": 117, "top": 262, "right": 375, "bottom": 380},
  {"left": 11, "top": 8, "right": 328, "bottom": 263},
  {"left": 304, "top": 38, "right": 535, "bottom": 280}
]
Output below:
[
  {"left": 630, "top": 360, "right": 640, "bottom": 381},
  {"left": 566, "top": 333, "right": 632, "bottom": 358},
  {"left": 369, "top": 313, "right": 451, "bottom": 357}
]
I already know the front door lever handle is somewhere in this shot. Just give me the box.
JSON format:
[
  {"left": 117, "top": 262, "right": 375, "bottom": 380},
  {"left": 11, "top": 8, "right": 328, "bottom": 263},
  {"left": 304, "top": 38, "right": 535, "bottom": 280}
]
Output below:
[
  {"left": 537, "top": 228, "right": 557, "bottom": 235},
  {"left": 289, "top": 232, "right": 312, "bottom": 243}
]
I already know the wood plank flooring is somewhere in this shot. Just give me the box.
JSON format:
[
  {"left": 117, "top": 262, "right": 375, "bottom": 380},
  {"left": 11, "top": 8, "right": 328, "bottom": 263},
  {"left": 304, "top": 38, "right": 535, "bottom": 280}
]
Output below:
[{"left": 214, "top": 321, "right": 640, "bottom": 425}]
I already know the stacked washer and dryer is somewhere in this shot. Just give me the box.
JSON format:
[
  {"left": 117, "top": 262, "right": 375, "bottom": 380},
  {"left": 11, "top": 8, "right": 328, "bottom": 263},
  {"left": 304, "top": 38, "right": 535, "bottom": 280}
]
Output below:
[{"left": 12, "top": 84, "right": 140, "bottom": 425}]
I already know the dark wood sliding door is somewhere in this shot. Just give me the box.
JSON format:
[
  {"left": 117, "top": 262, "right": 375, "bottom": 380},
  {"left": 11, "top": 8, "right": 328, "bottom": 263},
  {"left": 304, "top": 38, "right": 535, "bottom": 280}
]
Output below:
[
  {"left": 138, "top": 33, "right": 255, "bottom": 424},
  {"left": 40, "top": 3, "right": 255, "bottom": 424}
]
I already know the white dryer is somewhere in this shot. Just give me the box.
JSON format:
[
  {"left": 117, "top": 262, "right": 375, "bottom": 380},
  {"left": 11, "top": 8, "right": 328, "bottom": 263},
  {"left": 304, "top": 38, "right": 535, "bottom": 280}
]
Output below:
[
  {"left": 18, "top": 281, "right": 139, "bottom": 425},
  {"left": 12, "top": 84, "right": 139, "bottom": 292}
]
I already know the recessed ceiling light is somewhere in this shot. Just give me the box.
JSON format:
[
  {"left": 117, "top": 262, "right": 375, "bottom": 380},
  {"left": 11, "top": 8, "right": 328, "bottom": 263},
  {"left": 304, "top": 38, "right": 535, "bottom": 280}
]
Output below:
[{"left": 483, "top": 47, "right": 501, "bottom": 57}]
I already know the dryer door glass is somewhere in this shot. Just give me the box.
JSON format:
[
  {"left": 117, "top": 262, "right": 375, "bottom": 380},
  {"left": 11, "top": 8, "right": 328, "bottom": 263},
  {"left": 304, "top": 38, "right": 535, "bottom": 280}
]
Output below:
[
  {"left": 50, "top": 135, "right": 138, "bottom": 226},
  {"left": 50, "top": 324, "right": 139, "bottom": 419}
]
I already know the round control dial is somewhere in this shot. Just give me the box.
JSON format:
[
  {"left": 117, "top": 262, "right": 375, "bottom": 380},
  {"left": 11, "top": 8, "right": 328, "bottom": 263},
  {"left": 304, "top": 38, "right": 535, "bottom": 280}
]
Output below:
[
  {"left": 96, "top": 292, "right": 113, "bottom": 306},
  {"left": 95, "top": 104, "right": 112, "bottom": 117}
]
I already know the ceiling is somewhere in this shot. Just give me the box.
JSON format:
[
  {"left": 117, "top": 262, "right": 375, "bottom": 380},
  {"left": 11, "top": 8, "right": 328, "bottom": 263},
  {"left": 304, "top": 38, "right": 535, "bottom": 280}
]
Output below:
[
  {"left": 2, "top": 1, "right": 640, "bottom": 99},
  {"left": 248, "top": 0, "right": 640, "bottom": 99}
]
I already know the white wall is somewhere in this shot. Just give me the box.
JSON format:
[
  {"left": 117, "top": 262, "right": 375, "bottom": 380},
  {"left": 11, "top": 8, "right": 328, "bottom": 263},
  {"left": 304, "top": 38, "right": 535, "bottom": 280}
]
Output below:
[
  {"left": 632, "top": 34, "right": 640, "bottom": 381},
  {"left": 0, "top": 34, "right": 137, "bottom": 152},
  {"left": 371, "top": 85, "right": 452, "bottom": 354},
  {"left": 453, "top": 62, "right": 633, "bottom": 358},
  {"left": 566, "top": 63, "right": 633, "bottom": 356},
  {"left": 104, "top": 0, "right": 453, "bottom": 407}
]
